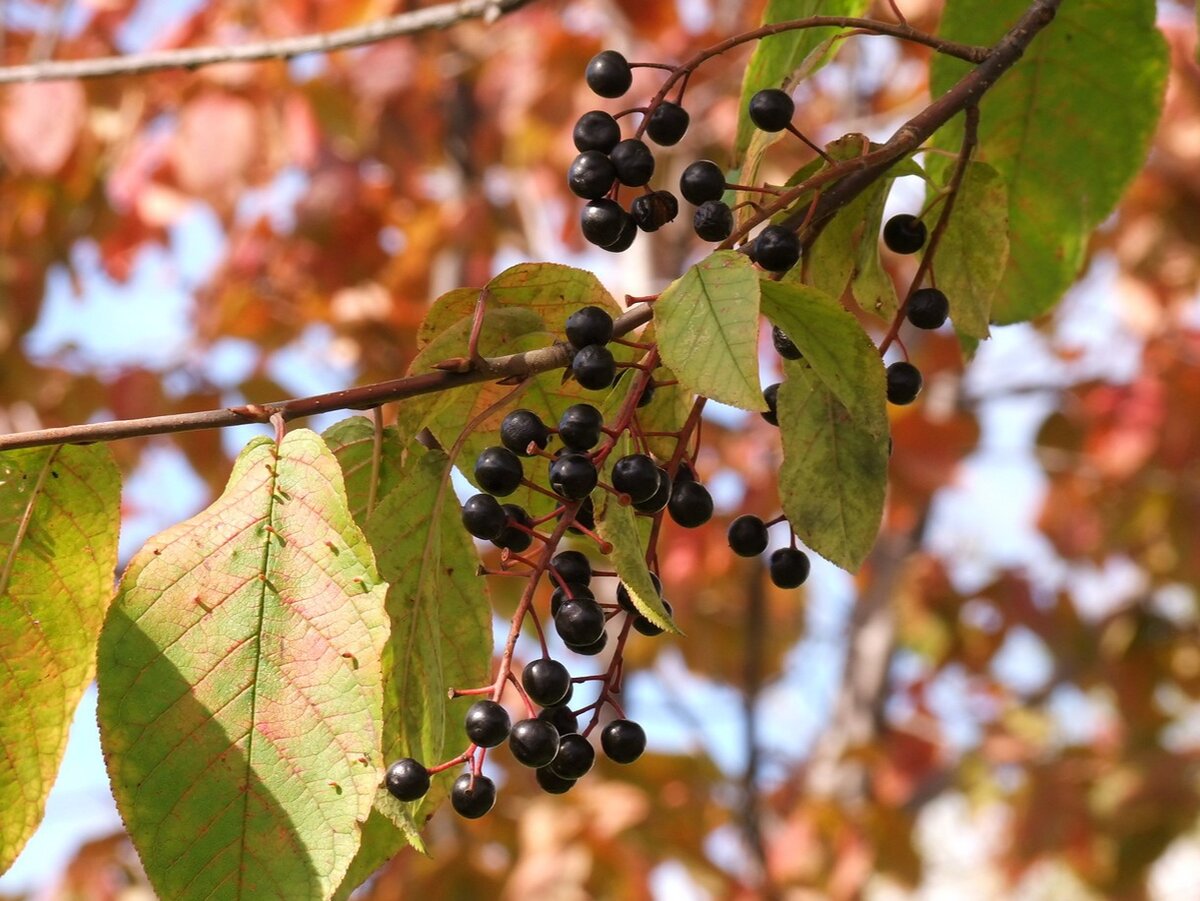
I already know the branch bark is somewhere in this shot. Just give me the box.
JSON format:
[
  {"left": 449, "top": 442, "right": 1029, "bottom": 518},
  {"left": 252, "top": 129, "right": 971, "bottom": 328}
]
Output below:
[{"left": 0, "top": 0, "right": 534, "bottom": 85}]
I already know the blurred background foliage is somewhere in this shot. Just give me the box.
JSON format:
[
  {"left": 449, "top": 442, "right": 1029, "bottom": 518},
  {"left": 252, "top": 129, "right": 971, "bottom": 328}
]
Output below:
[{"left": 4, "top": 0, "right": 1200, "bottom": 897}]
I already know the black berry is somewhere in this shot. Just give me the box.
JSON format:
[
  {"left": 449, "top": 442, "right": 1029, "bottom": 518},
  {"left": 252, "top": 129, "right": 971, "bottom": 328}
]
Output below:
[
  {"left": 668, "top": 480, "right": 713, "bottom": 528},
  {"left": 753, "top": 225, "right": 800, "bottom": 273},
  {"left": 573, "top": 110, "right": 621, "bottom": 153},
  {"left": 565, "top": 306, "right": 614, "bottom": 349},
  {"left": 586, "top": 50, "right": 633, "bottom": 98},
  {"left": 522, "top": 658, "right": 572, "bottom": 707},
  {"left": 631, "top": 190, "right": 679, "bottom": 232},
  {"left": 680, "top": 160, "right": 725, "bottom": 205},
  {"left": 762, "top": 383, "right": 780, "bottom": 427},
  {"left": 748, "top": 88, "right": 795, "bottom": 133},
  {"left": 603, "top": 213, "right": 638, "bottom": 253},
  {"left": 886, "top": 361, "right": 922, "bottom": 405},
  {"left": 612, "top": 453, "right": 660, "bottom": 503},
  {"left": 646, "top": 101, "right": 689, "bottom": 146},
  {"left": 580, "top": 199, "right": 628, "bottom": 248},
  {"left": 883, "top": 213, "right": 927, "bottom": 254},
  {"left": 509, "top": 718, "right": 561, "bottom": 768},
  {"left": 728, "top": 514, "right": 769, "bottom": 557},
  {"left": 451, "top": 773, "right": 496, "bottom": 819},
  {"left": 492, "top": 504, "right": 534, "bottom": 552},
  {"left": 550, "top": 582, "right": 593, "bottom": 617},
  {"left": 769, "top": 547, "right": 811, "bottom": 588},
  {"left": 572, "top": 344, "right": 617, "bottom": 390},
  {"left": 461, "top": 493, "right": 506, "bottom": 540},
  {"left": 772, "top": 326, "right": 803, "bottom": 360},
  {"left": 631, "top": 467, "right": 671, "bottom": 513},
  {"left": 550, "top": 733, "right": 596, "bottom": 779},
  {"left": 384, "top": 758, "right": 430, "bottom": 802},
  {"left": 500, "top": 409, "right": 550, "bottom": 456},
  {"left": 568, "top": 150, "right": 617, "bottom": 200},
  {"left": 538, "top": 704, "right": 579, "bottom": 736},
  {"left": 549, "top": 453, "right": 598, "bottom": 500},
  {"left": 636, "top": 379, "right": 656, "bottom": 407},
  {"left": 694, "top": 200, "right": 733, "bottom": 242},
  {"left": 610, "top": 139, "right": 655, "bottom": 187},
  {"left": 536, "top": 766, "right": 577, "bottom": 794},
  {"left": 633, "top": 598, "right": 672, "bottom": 637},
  {"left": 906, "top": 287, "right": 949, "bottom": 329},
  {"left": 565, "top": 630, "right": 608, "bottom": 656},
  {"left": 464, "top": 699, "right": 511, "bottom": 748},
  {"left": 601, "top": 719, "right": 646, "bottom": 764},
  {"left": 558, "top": 404, "right": 604, "bottom": 451},
  {"left": 550, "top": 550, "right": 592, "bottom": 586},
  {"left": 474, "top": 446, "right": 523, "bottom": 497},
  {"left": 616, "top": 571, "right": 662, "bottom": 614},
  {"left": 554, "top": 595, "right": 606, "bottom": 646}
]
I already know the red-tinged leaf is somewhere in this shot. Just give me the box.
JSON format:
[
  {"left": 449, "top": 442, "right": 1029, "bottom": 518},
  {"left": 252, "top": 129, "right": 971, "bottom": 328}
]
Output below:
[
  {"left": 97, "top": 430, "right": 389, "bottom": 900},
  {"left": 171, "top": 92, "right": 260, "bottom": 195},
  {"left": 1, "top": 82, "right": 86, "bottom": 175}
]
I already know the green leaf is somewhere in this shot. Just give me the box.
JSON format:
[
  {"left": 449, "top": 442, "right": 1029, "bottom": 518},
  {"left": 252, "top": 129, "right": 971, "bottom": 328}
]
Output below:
[
  {"left": 760, "top": 280, "right": 886, "bottom": 430},
  {"left": 323, "top": 417, "right": 409, "bottom": 530},
  {"left": 365, "top": 442, "right": 492, "bottom": 831},
  {"left": 331, "top": 807, "right": 424, "bottom": 901},
  {"left": 846, "top": 178, "right": 897, "bottom": 321},
  {"left": 418, "top": 263, "right": 622, "bottom": 348},
  {"left": 596, "top": 496, "right": 679, "bottom": 635},
  {"left": 97, "top": 430, "right": 389, "bottom": 900},
  {"left": 927, "top": 160, "right": 1009, "bottom": 341},
  {"left": 0, "top": 445, "right": 120, "bottom": 873},
  {"left": 655, "top": 251, "right": 764, "bottom": 412},
  {"left": 735, "top": 0, "right": 869, "bottom": 159},
  {"left": 931, "top": 0, "right": 1167, "bottom": 323},
  {"left": 778, "top": 361, "right": 888, "bottom": 570}
]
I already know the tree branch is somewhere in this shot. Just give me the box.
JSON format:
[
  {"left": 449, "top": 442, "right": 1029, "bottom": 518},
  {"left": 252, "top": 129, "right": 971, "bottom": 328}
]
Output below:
[
  {"left": 0, "top": 0, "right": 535, "bottom": 85},
  {"left": 0, "top": 303, "right": 655, "bottom": 451}
]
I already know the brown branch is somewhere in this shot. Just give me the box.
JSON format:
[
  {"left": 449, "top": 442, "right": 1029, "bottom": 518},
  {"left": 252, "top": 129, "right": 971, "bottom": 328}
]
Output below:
[
  {"left": 0, "top": 303, "right": 655, "bottom": 452},
  {"left": 0, "top": 0, "right": 535, "bottom": 85}
]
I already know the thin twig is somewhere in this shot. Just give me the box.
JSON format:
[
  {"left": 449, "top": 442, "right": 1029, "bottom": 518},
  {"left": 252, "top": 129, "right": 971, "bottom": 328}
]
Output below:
[{"left": 0, "top": 0, "right": 534, "bottom": 85}]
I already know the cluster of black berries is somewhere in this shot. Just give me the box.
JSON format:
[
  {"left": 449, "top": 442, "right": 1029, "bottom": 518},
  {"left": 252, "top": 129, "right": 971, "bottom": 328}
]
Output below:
[
  {"left": 726, "top": 513, "right": 812, "bottom": 588},
  {"left": 571, "top": 51, "right": 684, "bottom": 251}
]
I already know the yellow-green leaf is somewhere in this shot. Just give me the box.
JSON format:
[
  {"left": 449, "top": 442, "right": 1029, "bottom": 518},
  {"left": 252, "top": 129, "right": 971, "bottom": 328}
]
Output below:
[{"left": 597, "top": 496, "right": 680, "bottom": 635}]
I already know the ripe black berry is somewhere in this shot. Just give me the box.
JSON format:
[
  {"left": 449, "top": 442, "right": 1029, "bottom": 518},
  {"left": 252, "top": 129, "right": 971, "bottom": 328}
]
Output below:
[
  {"left": 601, "top": 719, "right": 646, "bottom": 764},
  {"left": 550, "top": 582, "right": 593, "bottom": 617},
  {"left": 631, "top": 190, "right": 679, "bottom": 232},
  {"left": 616, "top": 571, "right": 662, "bottom": 614},
  {"left": 500, "top": 409, "right": 550, "bottom": 456},
  {"left": 572, "top": 344, "right": 617, "bottom": 390},
  {"left": 580, "top": 199, "right": 627, "bottom": 248},
  {"left": 906, "top": 287, "right": 949, "bottom": 330},
  {"left": 461, "top": 493, "right": 506, "bottom": 540},
  {"left": 492, "top": 504, "right": 534, "bottom": 552},
  {"left": 772, "top": 326, "right": 803, "bottom": 360},
  {"left": 631, "top": 467, "right": 671, "bottom": 513},
  {"left": 451, "top": 773, "right": 496, "bottom": 818},
  {"left": 761, "top": 383, "right": 780, "bottom": 427},
  {"left": 536, "top": 766, "right": 576, "bottom": 794},
  {"left": 728, "top": 514, "right": 769, "bottom": 557},
  {"left": 610, "top": 139, "right": 655, "bottom": 187},
  {"left": 558, "top": 404, "right": 604, "bottom": 451},
  {"left": 573, "top": 110, "right": 621, "bottom": 153},
  {"left": 769, "top": 547, "right": 811, "bottom": 588},
  {"left": 568, "top": 150, "right": 617, "bottom": 200},
  {"left": 603, "top": 213, "right": 638, "bottom": 253},
  {"left": 646, "top": 101, "right": 689, "bottom": 146},
  {"left": 384, "top": 758, "right": 430, "bottom": 802},
  {"left": 748, "top": 88, "right": 795, "bottom": 133},
  {"left": 636, "top": 379, "right": 656, "bottom": 407},
  {"left": 475, "top": 446, "right": 523, "bottom": 497},
  {"left": 522, "top": 658, "right": 572, "bottom": 707},
  {"left": 554, "top": 595, "right": 606, "bottom": 646},
  {"left": 550, "top": 733, "right": 596, "bottom": 779},
  {"left": 694, "top": 200, "right": 733, "bottom": 242},
  {"left": 886, "top": 361, "right": 923, "bottom": 405},
  {"left": 633, "top": 598, "right": 672, "bottom": 637},
  {"left": 565, "top": 306, "right": 614, "bottom": 349},
  {"left": 538, "top": 704, "right": 579, "bottom": 736},
  {"left": 549, "top": 453, "right": 599, "bottom": 500},
  {"left": 565, "top": 630, "right": 608, "bottom": 656},
  {"left": 675, "top": 461, "right": 696, "bottom": 483},
  {"left": 668, "top": 479, "right": 713, "bottom": 528},
  {"left": 586, "top": 50, "right": 633, "bottom": 98},
  {"left": 509, "top": 718, "right": 561, "bottom": 768},
  {"left": 680, "top": 160, "right": 725, "bottom": 205},
  {"left": 551, "top": 550, "right": 592, "bottom": 586},
  {"left": 753, "top": 225, "right": 800, "bottom": 273},
  {"left": 464, "top": 699, "right": 511, "bottom": 748},
  {"left": 883, "top": 213, "right": 927, "bottom": 254},
  {"left": 612, "top": 453, "right": 660, "bottom": 503}
]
